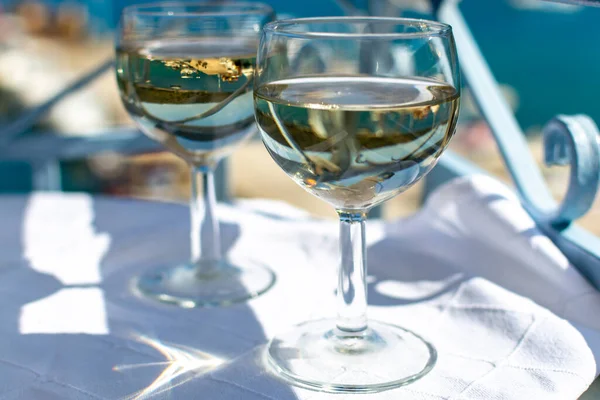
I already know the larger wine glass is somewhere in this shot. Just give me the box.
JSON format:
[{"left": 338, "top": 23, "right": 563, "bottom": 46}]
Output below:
[
  {"left": 116, "top": 2, "right": 275, "bottom": 307},
  {"left": 254, "top": 17, "right": 460, "bottom": 392}
]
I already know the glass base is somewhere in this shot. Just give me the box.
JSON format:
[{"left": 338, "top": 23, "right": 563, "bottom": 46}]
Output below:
[
  {"left": 267, "top": 319, "right": 436, "bottom": 393},
  {"left": 135, "top": 260, "right": 275, "bottom": 308}
]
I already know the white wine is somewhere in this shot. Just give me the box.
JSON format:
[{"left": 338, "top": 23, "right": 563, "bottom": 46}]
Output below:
[
  {"left": 255, "top": 76, "right": 460, "bottom": 210},
  {"left": 117, "top": 37, "right": 257, "bottom": 165}
]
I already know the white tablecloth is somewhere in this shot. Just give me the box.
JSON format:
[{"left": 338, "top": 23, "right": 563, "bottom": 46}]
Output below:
[{"left": 0, "top": 175, "right": 597, "bottom": 399}]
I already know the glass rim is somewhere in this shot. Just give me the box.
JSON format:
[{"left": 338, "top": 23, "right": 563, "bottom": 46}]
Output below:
[
  {"left": 122, "top": 1, "right": 273, "bottom": 17},
  {"left": 263, "top": 17, "right": 452, "bottom": 39}
]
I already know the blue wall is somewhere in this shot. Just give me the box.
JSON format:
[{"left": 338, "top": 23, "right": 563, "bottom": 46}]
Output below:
[{"left": 461, "top": 0, "right": 600, "bottom": 131}]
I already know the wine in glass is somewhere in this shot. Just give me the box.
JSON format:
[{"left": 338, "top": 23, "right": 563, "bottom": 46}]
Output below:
[
  {"left": 254, "top": 17, "right": 460, "bottom": 392},
  {"left": 116, "top": 2, "right": 275, "bottom": 307}
]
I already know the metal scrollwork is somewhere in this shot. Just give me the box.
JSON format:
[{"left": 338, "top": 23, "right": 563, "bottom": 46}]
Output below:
[{"left": 542, "top": 115, "right": 600, "bottom": 227}]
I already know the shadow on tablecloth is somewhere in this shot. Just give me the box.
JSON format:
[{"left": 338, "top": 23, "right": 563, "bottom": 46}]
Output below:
[{"left": 0, "top": 195, "right": 299, "bottom": 399}]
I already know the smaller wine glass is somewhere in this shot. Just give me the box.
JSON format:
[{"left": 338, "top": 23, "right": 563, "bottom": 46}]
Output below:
[
  {"left": 254, "top": 17, "right": 460, "bottom": 392},
  {"left": 116, "top": 2, "right": 275, "bottom": 308}
]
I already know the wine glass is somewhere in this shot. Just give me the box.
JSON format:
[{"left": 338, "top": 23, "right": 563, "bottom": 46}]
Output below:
[
  {"left": 254, "top": 17, "right": 460, "bottom": 392},
  {"left": 116, "top": 2, "right": 275, "bottom": 307}
]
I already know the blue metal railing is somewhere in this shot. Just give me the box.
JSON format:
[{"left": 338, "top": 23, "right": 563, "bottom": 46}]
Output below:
[
  {"left": 429, "top": 0, "right": 600, "bottom": 288},
  {"left": 0, "top": 59, "right": 115, "bottom": 148},
  {"left": 435, "top": 0, "right": 600, "bottom": 228}
]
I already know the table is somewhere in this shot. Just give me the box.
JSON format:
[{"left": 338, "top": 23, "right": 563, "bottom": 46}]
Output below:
[{"left": 0, "top": 184, "right": 596, "bottom": 399}]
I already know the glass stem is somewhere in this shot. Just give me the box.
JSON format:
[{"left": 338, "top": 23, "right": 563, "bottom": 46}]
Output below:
[
  {"left": 190, "top": 165, "right": 222, "bottom": 272},
  {"left": 336, "top": 210, "right": 369, "bottom": 335}
]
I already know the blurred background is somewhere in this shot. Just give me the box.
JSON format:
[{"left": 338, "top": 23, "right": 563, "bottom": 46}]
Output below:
[{"left": 0, "top": 0, "right": 599, "bottom": 231}]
